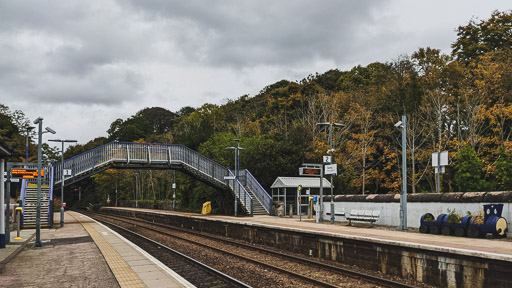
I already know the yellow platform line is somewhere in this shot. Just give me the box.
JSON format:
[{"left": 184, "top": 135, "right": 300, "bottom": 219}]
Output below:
[{"left": 70, "top": 212, "right": 147, "bottom": 288}]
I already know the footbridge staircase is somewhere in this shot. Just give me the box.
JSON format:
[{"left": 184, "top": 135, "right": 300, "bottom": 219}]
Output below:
[
  {"left": 49, "top": 141, "right": 272, "bottom": 216},
  {"left": 18, "top": 163, "right": 54, "bottom": 228}
]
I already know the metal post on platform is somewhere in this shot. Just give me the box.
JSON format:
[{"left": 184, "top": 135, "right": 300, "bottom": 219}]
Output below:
[
  {"left": 317, "top": 122, "right": 345, "bottom": 224},
  {"left": 0, "top": 158, "right": 5, "bottom": 248},
  {"left": 34, "top": 118, "right": 43, "bottom": 247},
  {"left": 33, "top": 117, "right": 56, "bottom": 247},
  {"left": 48, "top": 139, "right": 77, "bottom": 227},
  {"left": 226, "top": 139, "right": 245, "bottom": 217},
  {"left": 396, "top": 115, "right": 407, "bottom": 231}
]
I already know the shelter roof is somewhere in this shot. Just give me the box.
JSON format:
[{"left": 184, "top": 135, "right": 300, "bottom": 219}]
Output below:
[{"left": 271, "top": 177, "right": 332, "bottom": 189}]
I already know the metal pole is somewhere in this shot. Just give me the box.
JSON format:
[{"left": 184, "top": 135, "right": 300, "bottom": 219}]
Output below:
[
  {"left": 399, "top": 115, "right": 407, "bottom": 230},
  {"left": 436, "top": 149, "right": 441, "bottom": 193},
  {"left": 172, "top": 170, "right": 176, "bottom": 210},
  {"left": 0, "top": 158, "right": 5, "bottom": 248},
  {"left": 6, "top": 165, "right": 11, "bottom": 243},
  {"left": 319, "top": 166, "right": 324, "bottom": 222},
  {"left": 115, "top": 182, "right": 118, "bottom": 207},
  {"left": 329, "top": 124, "right": 335, "bottom": 224},
  {"left": 135, "top": 174, "right": 138, "bottom": 208},
  {"left": 26, "top": 131, "right": 29, "bottom": 164},
  {"left": 35, "top": 118, "right": 42, "bottom": 247},
  {"left": 60, "top": 141, "right": 64, "bottom": 227},
  {"left": 234, "top": 145, "right": 238, "bottom": 217}
]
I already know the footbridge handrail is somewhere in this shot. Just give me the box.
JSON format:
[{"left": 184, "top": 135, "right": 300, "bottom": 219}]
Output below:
[
  {"left": 239, "top": 169, "right": 272, "bottom": 214},
  {"left": 52, "top": 141, "right": 266, "bottom": 215}
]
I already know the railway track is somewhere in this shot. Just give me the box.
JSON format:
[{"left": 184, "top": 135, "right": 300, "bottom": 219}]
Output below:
[
  {"left": 87, "top": 214, "right": 251, "bottom": 288},
  {"left": 84, "top": 211, "right": 419, "bottom": 288}
]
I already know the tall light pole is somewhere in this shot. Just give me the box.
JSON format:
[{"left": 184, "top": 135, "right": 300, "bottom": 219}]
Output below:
[
  {"left": 317, "top": 122, "right": 346, "bottom": 224},
  {"left": 395, "top": 116, "right": 407, "bottom": 231},
  {"left": 133, "top": 173, "right": 139, "bottom": 208},
  {"left": 25, "top": 126, "right": 35, "bottom": 164},
  {"left": 48, "top": 139, "right": 77, "bottom": 227},
  {"left": 226, "top": 139, "right": 245, "bottom": 217},
  {"left": 33, "top": 117, "right": 56, "bottom": 247}
]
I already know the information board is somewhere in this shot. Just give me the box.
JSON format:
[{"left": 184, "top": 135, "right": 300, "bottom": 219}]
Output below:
[
  {"left": 11, "top": 168, "right": 44, "bottom": 179},
  {"left": 299, "top": 167, "right": 321, "bottom": 176}
]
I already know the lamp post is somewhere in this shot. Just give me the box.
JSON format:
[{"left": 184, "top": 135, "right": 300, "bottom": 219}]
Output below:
[
  {"left": 317, "top": 122, "right": 346, "bottom": 224},
  {"left": 33, "top": 117, "right": 56, "bottom": 247},
  {"left": 133, "top": 173, "right": 139, "bottom": 208},
  {"left": 25, "top": 126, "right": 35, "bottom": 164},
  {"left": 395, "top": 116, "right": 407, "bottom": 231},
  {"left": 48, "top": 139, "right": 77, "bottom": 227},
  {"left": 225, "top": 139, "right": 245, "bottom": 217}
]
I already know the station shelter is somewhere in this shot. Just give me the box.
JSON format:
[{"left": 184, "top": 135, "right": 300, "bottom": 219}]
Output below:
[{"left": 271, "top": 177, "right": 332, "bottom": 216}]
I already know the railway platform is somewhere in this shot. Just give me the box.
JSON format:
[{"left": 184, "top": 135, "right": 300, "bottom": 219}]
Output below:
[
  {"left": 0, "top": 211, "right": 194, "bottom": 288},
  {"left": 107, "top": 207, "right": 512, "bottom": 259},
  {"left": 103, "top": 207, "right": 512, "bottom": 287}
]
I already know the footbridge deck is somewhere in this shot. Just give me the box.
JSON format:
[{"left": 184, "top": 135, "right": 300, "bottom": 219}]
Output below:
[{"left": 52, "top": 141, "right": 272, "bottom": 215}]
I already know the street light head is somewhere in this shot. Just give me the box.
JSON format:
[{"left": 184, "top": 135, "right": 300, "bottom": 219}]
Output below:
[
  {"left": 45, "top": 127, "right": 56, "bottom": 134},
  {"left": 316, "top": 122, "right": 330, "bottom": 127},
  {"left": 48, "top": 139, "right": 63, "bottom": 142},
  {"left": 233, "top": 139, "right": 240, "bottom": 142},
  {"left": 64, "top": 140, "right": 78, "bottom": 143},
  {"left": 33, "top": 117, "right": 43, "bottom": 124},
  {"left": 394, "top": 121, "right": 403, "bottom": 128},
  {"left": 225, "top": 147, "right": 236, "bottom": 150},
  {"left": 333, "top": 123, "right": 346, "bottom": 128}
]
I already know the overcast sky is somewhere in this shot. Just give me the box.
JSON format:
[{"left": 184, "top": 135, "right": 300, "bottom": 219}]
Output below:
[{"left": 1, "top": 1, "right": 510, "bottom": 147}]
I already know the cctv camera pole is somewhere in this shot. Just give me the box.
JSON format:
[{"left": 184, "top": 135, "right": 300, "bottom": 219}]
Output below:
[
  {"left": 34, "top": 117, "right": 43, "bottom": 247},
  {"left": 398, "top": 115, "right": 407, "bottom": 231}
]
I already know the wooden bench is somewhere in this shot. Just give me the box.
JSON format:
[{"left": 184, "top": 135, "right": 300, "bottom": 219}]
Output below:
[
  {"left": 346, "top": 209, "right": 380, "bottom": 227},
  {"left": 325, "top": 207, "right": 345, "bottom": 217}
]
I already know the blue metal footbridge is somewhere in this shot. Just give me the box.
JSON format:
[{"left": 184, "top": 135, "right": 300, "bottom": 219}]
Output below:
[{"left": 21, "top": 141, "right": 272, "bottom": 227}]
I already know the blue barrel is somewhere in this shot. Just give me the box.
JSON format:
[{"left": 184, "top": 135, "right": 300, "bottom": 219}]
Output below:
[
  {"left": 429, "top": 214, "right": 446, "bottom": 235},
  {"left": 442, "top": 214, "right": 471, "bottom": 237},
  {"left": 419, "top": 213, "right": 436, "bottom": 233}
]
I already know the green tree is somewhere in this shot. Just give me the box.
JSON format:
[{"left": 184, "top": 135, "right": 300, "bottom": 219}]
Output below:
[
  {"left": 136, "top": 107, "right": 176, "bottom": 134},
  {"left": 455, "top": 145, "right": 492, "bottom": 192},
  {"left": 494, "top": 146, "right": 512, "bottom": 190}
]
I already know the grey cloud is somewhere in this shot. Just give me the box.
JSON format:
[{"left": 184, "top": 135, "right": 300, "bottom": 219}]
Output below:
[{"left": 126, "top": 0, "right": 392, "bottom": 68}]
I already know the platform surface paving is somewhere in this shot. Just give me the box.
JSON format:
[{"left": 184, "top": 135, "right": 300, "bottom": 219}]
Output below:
[{"left": 0, "top": 211, "right": 194, "bottom": 288}]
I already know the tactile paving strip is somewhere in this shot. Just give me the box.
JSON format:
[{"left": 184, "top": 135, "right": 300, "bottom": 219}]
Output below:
[{"left": 70, "top": 212, "right": 147, "bottom": 288}]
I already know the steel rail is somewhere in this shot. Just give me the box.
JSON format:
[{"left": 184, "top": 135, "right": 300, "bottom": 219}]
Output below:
[
  {"left": 94, "top": 216, "right": 252, "bottom": 288},
  {"left": 90, "top": 211, "right": 414, "bottom": 288}
]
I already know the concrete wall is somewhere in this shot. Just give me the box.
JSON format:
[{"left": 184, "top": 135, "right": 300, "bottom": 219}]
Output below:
[{"left": 319, "top": 191, "right": 512, "bottom": 235}]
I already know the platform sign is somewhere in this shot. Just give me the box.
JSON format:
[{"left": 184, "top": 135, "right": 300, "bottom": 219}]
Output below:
[
  {"left": 324, "top": 164, "right": 337, "bottom": 176},
  {"left": 63, "top": 169, "right": 72, "bottom": 177},
  {"left": 11, "top": 168, "right": 44, "bottom": 179},
  {"left": 432, "top": 151, "right": 448, "bottom": 167},
  {"left": 323, "top": 156, "right": 331, "bottom": 164},
  {"left": 299, "top": 167, "right": 321, "bottom": 176}
]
